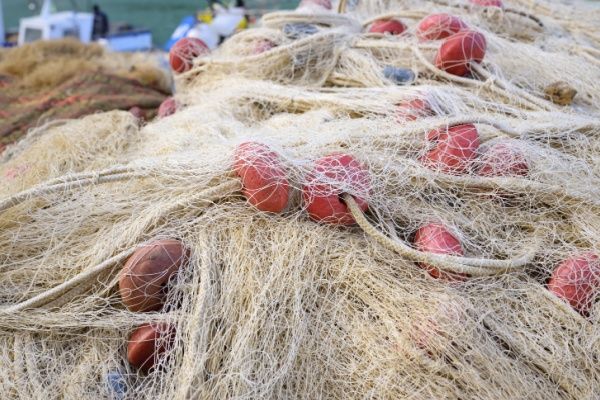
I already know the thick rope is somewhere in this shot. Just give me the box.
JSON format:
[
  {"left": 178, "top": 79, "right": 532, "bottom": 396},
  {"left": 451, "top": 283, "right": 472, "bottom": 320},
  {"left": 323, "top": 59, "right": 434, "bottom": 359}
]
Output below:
[
  {"left": 0, "top": 180, "right": 242, "bottom": 313},
  {"left": 0, "top": 171, "right": 147, "bottom": 214},
  {"left": 343, "top": 194, "right": 538, "bottom": 275}
]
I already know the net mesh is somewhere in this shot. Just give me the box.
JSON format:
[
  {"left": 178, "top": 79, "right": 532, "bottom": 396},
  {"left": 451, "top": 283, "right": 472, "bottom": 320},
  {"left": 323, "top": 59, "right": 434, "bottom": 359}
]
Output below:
[{"left": 1, "top": 0, "right": 600, "bottom": 399}]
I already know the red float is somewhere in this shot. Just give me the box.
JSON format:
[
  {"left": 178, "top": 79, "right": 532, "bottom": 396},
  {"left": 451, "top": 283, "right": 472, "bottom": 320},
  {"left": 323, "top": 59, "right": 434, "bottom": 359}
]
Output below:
[
  {"left": 303, "top": 154, "right": 371, "bottom": 225},
  {"left": 298, "top": 0, "right": 332, "bottom": 9},
  {"left": 127, "top": 324, "right": 176, "bottom": 373},
  {"left": 476, "top": 140, "right": 529, "bottom": 177},
  {"left": 548, "top": 253, "right": 600, "bottom": 314},
  {"left": 158, "top": 97, "right": 177, "bottom": 118},
  {"left": 421, "top": 124, "right": 480, "bottom": 174},
  {"left": 252, "top": 39, "right": 276, "bottom": 55},
  {"left": 434, "top": 30, "right": 487, "bottom": 77},
  {"left": 119, "top": 239, "right": 189, "bottom": 312},
  {"left": 169, "top": 38, "right": 209, "bottom": 74},
  {"left": 234, "top": 142, "right": 290, "bottom": 213},
  {"left": 129, "top": 106, "right": 145, "bottom": 120},
  {"left": 470, "top": 0, "right": 504, "bottom": 8},
  {"left": 411, "top": 298, "right": 464, "bottom": 354},
  {"left": 396, "top": 98, "right": 435, "bottom": 121},
  {"left": 369, "top": 19, "right": 407, "bottom": 35},
  {"left": 414, "top": 223, "right": 468, "bottom": 281},
  {"left": 416, "top": 13, "right": 467, "bottom": 41}
]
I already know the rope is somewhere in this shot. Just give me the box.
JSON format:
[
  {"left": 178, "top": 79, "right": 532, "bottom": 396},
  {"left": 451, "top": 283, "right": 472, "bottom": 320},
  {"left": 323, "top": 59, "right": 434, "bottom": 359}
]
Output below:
[
  {"left": 0, "top": 180, "right": 242, "bottom": 313},
  {"left": 0, "top": 171, "right": 147, "bottom": 214},
  {"left": 411, "top": 46, "right": 546, "bottom": 111},
  {"left": 342, "top": 194, "right": 538, "bottom": 276}
]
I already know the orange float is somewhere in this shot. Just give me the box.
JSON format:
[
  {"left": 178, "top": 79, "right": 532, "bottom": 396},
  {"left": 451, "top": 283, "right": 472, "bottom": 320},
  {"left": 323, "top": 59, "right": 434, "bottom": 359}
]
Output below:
[
  {"left": 303, "top": 154, "right": 370, "bottom": 225},
  {"left": 396, "top": 98, "right": 435, "bottom": 121},
  {"left": 470, "top": 0, "right": 504, "bottom": 8},
  {"left": 169, "top": 38, "right": 209, "bottom": 74},
  {"left": 416, "top": 13, "right": 467, "bottom": 41},
  {"left": 414, "top": 223, "right": 468, "bottom": 281},
  {"left": 435, "top": 30, "right": 487, "bottom": 77},
  {"left": 158, "top": 97, "right": 177, "bottom": 118},
  {"left": 477, "top": 140, "right": 529, "bottom": 177},
  {"left": 234, "top": 142, "right": 290, "bottom": 213},
  {"left": 127, "top": 323, "right": 176, "bottom": 373},
  {"left": 421, "top": 124, "right": 480, "bottom": 174},
  {"left": 119, "top": 239, "right": 189, "bottom": 312},
  {"left": 369, "top": 19, "right": 407, "bottom": 35},
  {"left": 548, "top": 253, "right": 600, "bottom": 315}
]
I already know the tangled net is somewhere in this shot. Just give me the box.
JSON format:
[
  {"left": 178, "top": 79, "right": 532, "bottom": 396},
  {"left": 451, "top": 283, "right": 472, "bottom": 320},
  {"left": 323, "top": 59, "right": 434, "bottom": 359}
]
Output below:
[{"left": 1, "top": 0, "right": 600, "bottom": 399}]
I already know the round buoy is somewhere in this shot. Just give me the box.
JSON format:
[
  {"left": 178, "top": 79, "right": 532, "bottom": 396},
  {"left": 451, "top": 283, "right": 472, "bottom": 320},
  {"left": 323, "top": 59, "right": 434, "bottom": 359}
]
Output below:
[
  {"left": 158, "top": 97, "right": 177, "bottom": 118},
  {"left": 303, "top": 154, "right": 370, "bottom": 225},
  {"left": 297, "top": 0, "right": 332, "bottom": 10},
  {"left": 127, "top": 324, "right": 175, "bottom": 373},
  {"left": 548, "top": 253, "right": 600, "bottom": 314},
  {"left": 234, "top": 142, "right": 290, "bottom": 213},
  {"left": 434, "top": 30, "right": 487, "bottom": 77},
  {"left": 129, "top": 106, "right": 145, "bottom": 121},
  {"left": 416, "top": 13, "right": 467, "bottom": 41},
  {"left": 421, "top": 124, "right": 480, "bottom": 174},
  {"left": 169, "top": 38, "right": 209, "bottom": 74},
  {"left": 369, "top": 19, "right": 407, "bottom": 35},
  {"left": 119, "top": 239, "right": 189, "bottom": 313},
  {"left": 476, "top": 140, "right": 529, "bottom": 177},
  {"left": 470, "top": 0, "right": 504, "bottom": 8},
  {"left": 410, "top": 297, "right": 465, "bottom": 354},
  {"left": 414, "top": 223, "right": 468, "bottom": 281},
  {"left": 396, "top": 98, "right": 435, "bottom": 121},
  {"left": 383, "top": 66, "right": 416, "bottom": 85},
  {"left": 252, "top": 39, "right": 276, "bottom": 55}
]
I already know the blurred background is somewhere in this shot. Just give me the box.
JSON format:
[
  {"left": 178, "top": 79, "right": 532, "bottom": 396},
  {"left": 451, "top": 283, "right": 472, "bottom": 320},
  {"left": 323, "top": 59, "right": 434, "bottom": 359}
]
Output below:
[{"left": 3, "top": 0, "right": 298, "bottom": 46}]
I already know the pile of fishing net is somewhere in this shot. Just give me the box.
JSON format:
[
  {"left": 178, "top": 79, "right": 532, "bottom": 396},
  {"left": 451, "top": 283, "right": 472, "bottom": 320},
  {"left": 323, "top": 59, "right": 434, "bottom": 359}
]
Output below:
[
  {"left": 0, "top": 39, "right": 171, "bottom": 148},
  {"left": 1, "top": 0, "right": 600, "bottom": 398}
]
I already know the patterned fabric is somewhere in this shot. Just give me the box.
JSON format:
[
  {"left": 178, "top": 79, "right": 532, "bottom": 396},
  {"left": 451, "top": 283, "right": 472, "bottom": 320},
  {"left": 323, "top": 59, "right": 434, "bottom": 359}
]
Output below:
[{"left": 0, "top": 71, "right": 167, "bottom": 147}]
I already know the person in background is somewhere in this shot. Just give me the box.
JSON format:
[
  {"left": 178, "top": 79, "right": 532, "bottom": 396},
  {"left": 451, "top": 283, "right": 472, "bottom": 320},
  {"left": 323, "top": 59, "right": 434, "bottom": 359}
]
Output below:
[{"left": 92, "top": 4, "right": 109, "bottom": 39}]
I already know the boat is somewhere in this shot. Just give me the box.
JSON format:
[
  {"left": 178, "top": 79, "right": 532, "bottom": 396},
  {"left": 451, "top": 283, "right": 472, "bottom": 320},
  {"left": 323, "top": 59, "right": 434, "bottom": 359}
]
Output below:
[
  {"left": 164, "top": 1, "right": 252, "bottom": 51},
  {"left": 1, "top": 0, "right": 153, "bottom": 52}
]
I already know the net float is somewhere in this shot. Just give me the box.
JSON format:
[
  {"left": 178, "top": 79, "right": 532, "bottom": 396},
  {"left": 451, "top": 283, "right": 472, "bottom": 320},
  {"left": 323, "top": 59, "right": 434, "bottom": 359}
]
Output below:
[
  {"left": 476, "top": 140, "right": 529, "bottom": 177},
  {"left": 127, "top": 323, "right": 176, "bottom": 374},
  {"left": 252, "top": 39, "right": 276, "bottom": 55},
  {"left": 470, "top": 0, "right": 504, "bottom": 8},
  {"left": 416, "top": 13, "right": 467, "bottom": 41},
  {"left": 158, "top": 97, "right": 177, "bottom": 118},
  {"left": 234, "top": 142, "right": 290, "bottom": 213},
  {"left": 421, "top": 124, "right": 480, "bottom": 174},
  {"left": 119, "top": 239, "right": 189, "bottom": 313},
  {"left": 283, "top": 23, "right": 319, "bottom": 40},
  {"left": 129, "top": 106, "right": 146, "bottom": 121},
  {"left": 414, "top": 223, "right": 468, "bottom": 281},
  {"left": 396, "top": 98, "right": 435, "bottom": 121},
  {"left": 368, "top": 19, "right": 407, "bottom": 35},
  {"left": 547, "top": 253, "right": 600, "bottom": 315},
  {"left": 435, "top": 30, "right": 487, "bottom": 77},
  {"left": 383, "top": 66, "right": 415, "bottom": 85},
  {"left": 410, "top": 297, "right": 465, "bottom": 355},
  {"left": 169, "top": 37, "right": 209, "bottom": 74},
  {"left": 303, "top": 154, "right": 370, "bottom": 225}
]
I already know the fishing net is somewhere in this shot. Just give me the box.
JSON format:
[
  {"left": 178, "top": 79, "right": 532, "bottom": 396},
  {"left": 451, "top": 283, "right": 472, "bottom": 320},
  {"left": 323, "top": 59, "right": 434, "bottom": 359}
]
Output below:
[
  {"left": 0, "top": 39, "right": 171, "bottom": 148},
  {"left": 1, "top": 0, "right": 600, "bottom": 399}
]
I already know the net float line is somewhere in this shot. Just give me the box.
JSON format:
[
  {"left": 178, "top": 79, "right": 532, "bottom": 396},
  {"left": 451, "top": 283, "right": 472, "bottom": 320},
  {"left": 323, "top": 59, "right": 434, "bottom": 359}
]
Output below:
[
  {"left": 0, "top": 180, "right": 241, "bottom": 313},
  {"left": 342, "top": 194, "right": 539, "bottom": 275}
]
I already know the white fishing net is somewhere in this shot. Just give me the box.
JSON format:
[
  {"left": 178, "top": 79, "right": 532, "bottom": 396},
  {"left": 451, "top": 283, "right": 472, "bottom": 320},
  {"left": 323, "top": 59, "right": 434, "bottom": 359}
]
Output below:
[{"left": 1, "top": 0, "right": 599, "bottom": 399}]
